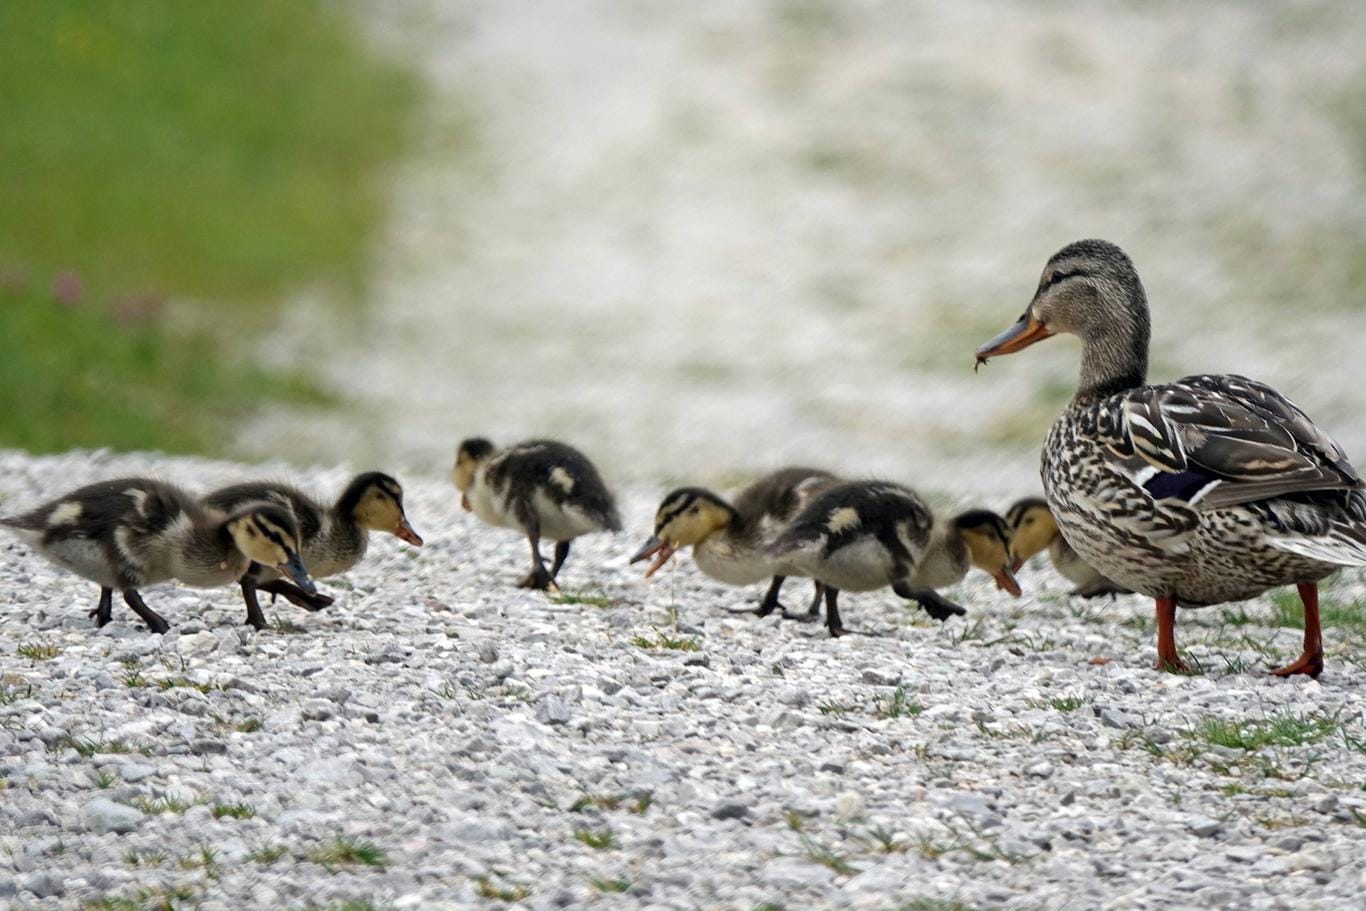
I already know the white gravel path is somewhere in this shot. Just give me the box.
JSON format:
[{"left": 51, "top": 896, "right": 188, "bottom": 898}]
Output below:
[{"left": 4, "top": 449, "right": 1366, "bottom": 910}]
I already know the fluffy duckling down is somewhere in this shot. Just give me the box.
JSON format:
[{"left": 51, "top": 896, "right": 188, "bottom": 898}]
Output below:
[
  {"left": 767, "top": 480, "right": 1019, "bottom": 637},
  {"left": 1005, "top": 497, "right": 1130, "bottom": 599},
  {"left": 1, "top": 478, "right": 314, "bottom": 634},
  {"left": 631, "top": 467, "right": 838, "bottom": 619},
  {"left": 203, "top": 472, "right": 423, "bottom": 629},
  {"left": 454, "top": 438, "right": 621, "bottom": 591}
]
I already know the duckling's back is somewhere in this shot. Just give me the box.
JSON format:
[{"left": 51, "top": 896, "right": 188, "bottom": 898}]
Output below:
[
  {"left": 2, "top": 478, "right": 197, "bottom": 589},
  {"left": 486, "top": 440, "right": 621, "bottom": 537},
  {"left": 203, "top": 482, "right": 326, "bottom": 543}
]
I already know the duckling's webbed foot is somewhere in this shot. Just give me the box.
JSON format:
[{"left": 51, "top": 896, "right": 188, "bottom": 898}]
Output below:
[
  {"left": 89, "top": 587, "right": 114, "bottom": 627},
  {"left": 257, "top": 579, "right": 335, "bottom": 612},
  {"left": 122, "top": 589, "right": 170, "bottom": 635},
  {"left": 823, "top": 587, "right": 847, "bottom": 637},
  {"left": 737, "top": 576, "right": 787, "bottom": 617},
  {"left": 892, "top": 583, "right": 966, "bottom": 622},
  {"left": 517, "top": 524, "right": 558, "bottom": 592}
]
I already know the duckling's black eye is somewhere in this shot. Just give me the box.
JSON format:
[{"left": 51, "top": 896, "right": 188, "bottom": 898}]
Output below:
[{"left": 687, "top": 505, "right": 700, "bottom": 516}]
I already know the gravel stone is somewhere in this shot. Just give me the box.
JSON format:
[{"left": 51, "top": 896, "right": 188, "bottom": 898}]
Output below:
[{"left": 84, "top": 797, "right": 143, "bottom": 834}]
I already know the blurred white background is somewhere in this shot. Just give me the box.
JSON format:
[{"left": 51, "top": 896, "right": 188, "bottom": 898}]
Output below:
[{"left": 245, "top": 0, "right": 1366, "bottom": 503}]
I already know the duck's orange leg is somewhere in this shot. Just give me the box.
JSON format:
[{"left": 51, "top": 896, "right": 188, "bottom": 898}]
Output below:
[
  {"left": 1154, "top": 596, "right": 1189, "bottom": 673},
  {"left": 1270, "top": 583, "right": 1324, "bottom": 678}
]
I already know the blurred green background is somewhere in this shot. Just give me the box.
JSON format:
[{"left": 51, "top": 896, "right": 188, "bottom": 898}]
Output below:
[{"left": 0, "top": 0, "right": 418, "bottom": 452}]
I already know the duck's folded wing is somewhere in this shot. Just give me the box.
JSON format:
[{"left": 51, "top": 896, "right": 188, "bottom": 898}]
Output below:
[{"left": 1104, "top": 374, "right": 1360, "bottom": 509}]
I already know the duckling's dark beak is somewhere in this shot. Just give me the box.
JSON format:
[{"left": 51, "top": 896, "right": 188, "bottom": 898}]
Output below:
[
  {"left": 630, "top": 536, "right": 676, "bottom": 578},
  {"left": 993, "top": 566, "right": 1022, "bottom": 598},
  {"left": 974, "top": 312, "right": 1054, "bottom": 370},
  {"left": 283, "top": 552, "right": 317, "bottom": 595},
  {"left": 460, "top": 494, "right": 471, "bottom": 512},
  {"left": 1009, "top": 554, "right": 1025, "bottom": 574},
  {"left": 394, "top": 515, "right": 423, "bottom": 546}
]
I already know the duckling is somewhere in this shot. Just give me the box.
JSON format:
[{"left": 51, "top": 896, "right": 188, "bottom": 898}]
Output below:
[
  {"left": 976, "top": 238, "right": 1366, "bottom": 676},
  {"left": 767, "top": 481, "right": 1020, "bottom": 637},
  {"left": 629, "top": 467, "right": 839, "bottom": 618},
  {"left": 453, "top": 438, "right": 621, "bottom": 591},
  {"left": 1005, "top": 497, "right": 1130, "bottom": 599},
  {"left": 203, "top": 472, "right": 423, "bottom": 629},
  {"left": 1, "top": 478, "right": 314, "bottom": 634}
]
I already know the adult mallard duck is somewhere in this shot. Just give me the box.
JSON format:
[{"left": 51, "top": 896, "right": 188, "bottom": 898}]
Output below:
[
  {"left": 1, "top": 478, "right": 314, "bottom": 634},
  {"left": 628, "top": 467, "right": 839, "bottom": 619},
  {"left": 203, "top": 472, "right": 423, "bottom": 629},
  {"left": 765, "top": 480, "right": 1020, "bottom": 637},
  {"left": 453, "top": 438, "right": 621, "bottom": 591},
  {"left": 976, "top": 239, "right": 1366, "bottom": 676},
  {"left": 1005, "top": 497, "right": 1130, "bottom": 599}
]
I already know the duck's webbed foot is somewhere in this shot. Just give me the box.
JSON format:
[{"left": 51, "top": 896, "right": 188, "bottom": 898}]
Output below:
[
  {"left": 892, "top": 583, "right": 966, "bottom": 622},
  {"left": 122, "top": 589, "right": 170, "bottom": 635},
  {"left": 89, "top": 587, "right": 114, "bottom": 627},
  {"left": 1270, "top": 583, "right": 1323, "bottom": 679},
  {"left": 517, "top": 566, "right": 558, "bottom": 593},
  {"left": 257, "top": 579, "right": 335, "bottom": 612}
]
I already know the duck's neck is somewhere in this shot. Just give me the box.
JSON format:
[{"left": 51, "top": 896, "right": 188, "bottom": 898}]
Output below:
[{"left": 1074, "top": 297, "right": 1150, "bottom": 405}]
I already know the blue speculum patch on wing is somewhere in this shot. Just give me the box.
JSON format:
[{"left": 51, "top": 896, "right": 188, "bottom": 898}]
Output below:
[{"left": 1144, "top": 468, "right": 1221, "bottom": 503}]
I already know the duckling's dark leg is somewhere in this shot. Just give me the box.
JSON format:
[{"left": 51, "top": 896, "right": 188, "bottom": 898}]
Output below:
[
  {"left": 824, "top": 587, "right": 846, "bottom": 638},
  {"left": 88, "top": 587, "right": 114, "bottom": 627},
  {"left": 741, "top": 575, "right": 785, "bottom": 616},
  {"left": 548, "top": 540, "right": 571, "bottom": 582},
  {"left": 240, "top": 580, "right": 268, "bottom": 631},
  {"left": 891, "top": 583, "right": 967, "bottom": 622},
  {"left": 1270, "top": 583, "right": 1324, "bottom": 678},
  {"left": 121, "top": 589, "right": 170, "bottom": 635},
  {"left": 1153, "top": 595, "right": 1188, "bottom": 673},
  {"left": 517, "top": 522, "right": 555, "bottom": 591},
  {"left": 255, "top": 580, "right": 335, "bottom": 611}
]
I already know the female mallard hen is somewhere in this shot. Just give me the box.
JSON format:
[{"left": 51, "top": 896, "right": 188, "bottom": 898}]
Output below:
[
  {"left": 629, "top": 467, "right": 839, "bottom": 619},
  {"left": 453, "top": 438, "right": 621, "bottom": 591},
  {"left": 766, "top": 480, "right": 1020, "bottom": 637},
  {"left": 203, "top": 472, "right": 423, "bottom": 629},
  {"left": 1005, "top": 497, "right": 1130, "bottom": 599},
  {"left": 976, "top": 239, "right": 1366, "bottom": 676},
  {"left": 1, "top": 478, "right": 314, "bottom": 634}
]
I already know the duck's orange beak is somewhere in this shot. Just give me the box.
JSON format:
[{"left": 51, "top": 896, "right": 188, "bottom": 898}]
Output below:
[
  {"left": 994, "top": 566, "right": 1022, "bottom": 598},
  {"left": 630, "top": 536, "right": 677, "bottom": 578},
  {"left": 974, "top": 312, "right": 1054, "bottom": 370}
]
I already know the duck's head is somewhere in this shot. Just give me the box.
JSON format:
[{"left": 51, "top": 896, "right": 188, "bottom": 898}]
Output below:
[
  {"left": 975, "top": 240, "right": 1150, "bottom": 396},
  {"left": 630, "top": 488, "right": 738, "bottom": 578},
  {"left": 952, "top": 509, "right": 1021, "bottom": 597},
  {"left": 452, "top": 438, "right": 496, "bottom": 510},
  {"left": 341, "top": 472, "right": 423, "bottom": 545},
  {"left": 225, "top": 504, "right": 316, "bottom": 594},
  {"left": 1004, "top": 497, "right": 1059, "bottom": 573}
]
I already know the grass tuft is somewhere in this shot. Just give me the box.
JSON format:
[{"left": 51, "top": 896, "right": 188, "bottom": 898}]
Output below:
[
  {"left": 472, "top": 876, "right": 530, "bottom": 902},
  {"left": 798, "top": 833, "right": 861, "bottom": 876},
  {"left": 209, "top": 801, "right": 255, "bottom": 820},
  {"left": 574, "top": 827, "right": 617, "bottom": 850},
  {"left": 630, "top": 631, "right": 701, "bottom": 652},
  {"left": 1196, "top": 711, "right": 1340, "bottom": 750},
  {"left": 17, "top": 642, "right": 60, "bottom": 660},
  {"left": 308, "top": 837, "right": 388, "bottom": 870},
  {"left": 591, "top": 876, "right": 631, "bottom": 893},
  {"left": 874, "top": 687, "right": 923, "bottom": 720}
]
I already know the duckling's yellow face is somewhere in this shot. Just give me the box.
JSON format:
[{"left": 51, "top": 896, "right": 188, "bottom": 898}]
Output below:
[
  {"left": 352, "top": 477, "right": 423, "bottom": 546},
  {"left": 629, "top": 488, "right": 736, "bottom": 577},
  {"left": 452, "top": 438, "right": 495, "bottom": 510},
  {"left": 226, "top": 507, "right": 315, "bottom": 594},
  {"left": 955, "top": 511, "right": 1021, "bottom": 597},
  {"left": 1005, "top": 502, "right": 1059, "bottom": 572}
]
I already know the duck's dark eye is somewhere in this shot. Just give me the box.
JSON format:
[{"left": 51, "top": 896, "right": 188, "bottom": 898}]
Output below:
[
  {"left": 688, "top": 505, "right": 700, "bottom": 516},
  {"left": 1043, "top": 269, "right": 1087, "bottom": 291}
]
